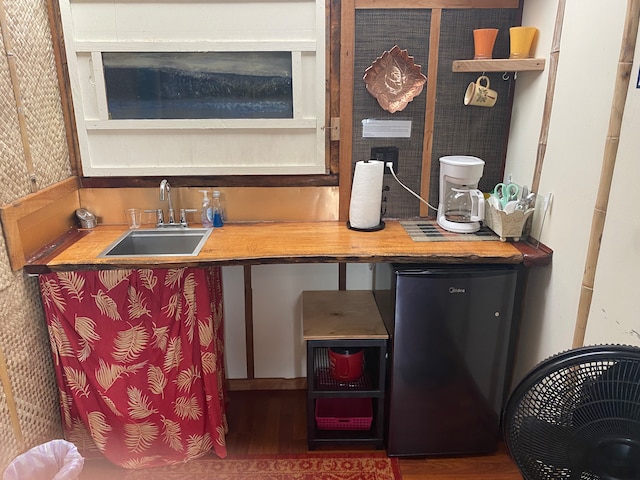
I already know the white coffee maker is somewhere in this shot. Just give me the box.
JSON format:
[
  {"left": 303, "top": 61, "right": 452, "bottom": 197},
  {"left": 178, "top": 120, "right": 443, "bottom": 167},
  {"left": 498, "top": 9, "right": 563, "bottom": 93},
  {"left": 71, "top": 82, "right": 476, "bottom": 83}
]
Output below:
[{"left": 437, "top": 156, "right": 486, "bottom": 234}]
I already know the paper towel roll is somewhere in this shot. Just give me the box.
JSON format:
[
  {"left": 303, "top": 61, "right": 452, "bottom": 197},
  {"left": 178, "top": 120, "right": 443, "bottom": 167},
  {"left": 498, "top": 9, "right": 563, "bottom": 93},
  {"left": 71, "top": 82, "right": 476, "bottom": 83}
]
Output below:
[{"left": 349, "top": 160, "right": 384, "bottom": 230}]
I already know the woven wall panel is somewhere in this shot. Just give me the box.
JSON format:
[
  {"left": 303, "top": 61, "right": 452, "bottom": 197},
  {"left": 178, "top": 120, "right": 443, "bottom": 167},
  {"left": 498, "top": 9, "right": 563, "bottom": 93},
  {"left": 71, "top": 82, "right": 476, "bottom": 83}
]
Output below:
[
  {"left": 0, "top": 278, "right": 62, "bottom": 467},
  {"left": 3, "top": 0, "right": 71, "bottom": 192},
  {"left": 0, "top": 23, "right": 30, "bottom": 203},
  {"left": 0, "top": 0, "right": 69, "bottom": 470}
]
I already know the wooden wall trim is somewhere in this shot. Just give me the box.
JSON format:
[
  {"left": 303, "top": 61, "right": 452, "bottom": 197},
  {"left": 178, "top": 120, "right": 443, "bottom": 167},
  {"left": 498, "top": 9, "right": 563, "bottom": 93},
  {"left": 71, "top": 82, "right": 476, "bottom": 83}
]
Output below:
[
  {"left": 227, "top": 377, "right": 306, "bottom": 391},
  {"left": 80, "top": 175, "right": 338, "bottom": 189},
  {"left": 338, "top": 0, "right": 356, "bottom": 221},
  {"left": 338, "top": 262, "right": 347, "bottom": 290},
  {"left": 420, "top": 9, "right": 442, "bottom": 217},
  {"left": 46, "top": 0, "right": 80, "bottom": 177},
  {"left": 329, "top": 0, "right": 342, "bottom": 175},
  {"left": 243, "top": 265, "right": 255, "bottom": 379},
  {"left": 355, "top": 0, "right": 519, "bottom": 8},
  {"left": 0, "top": 177, "right": 80, "bottom": 271}
]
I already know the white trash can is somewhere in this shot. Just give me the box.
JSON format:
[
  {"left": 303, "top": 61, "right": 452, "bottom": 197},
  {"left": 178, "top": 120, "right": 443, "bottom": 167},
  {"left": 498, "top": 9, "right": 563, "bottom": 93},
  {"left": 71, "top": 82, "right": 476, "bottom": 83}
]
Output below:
[{"left": 3, "top": 440, "right": 84, "bottom": 480}]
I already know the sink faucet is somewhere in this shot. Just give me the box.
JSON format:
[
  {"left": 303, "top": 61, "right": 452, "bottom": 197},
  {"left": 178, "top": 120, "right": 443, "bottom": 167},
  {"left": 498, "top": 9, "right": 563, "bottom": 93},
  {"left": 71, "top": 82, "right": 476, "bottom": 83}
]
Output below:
[
  {"left": 159, "top": 179, "right": 176, "bottom": 224},
  {"left": 151, "top": 179, "right": 196, "bottom": 227}
]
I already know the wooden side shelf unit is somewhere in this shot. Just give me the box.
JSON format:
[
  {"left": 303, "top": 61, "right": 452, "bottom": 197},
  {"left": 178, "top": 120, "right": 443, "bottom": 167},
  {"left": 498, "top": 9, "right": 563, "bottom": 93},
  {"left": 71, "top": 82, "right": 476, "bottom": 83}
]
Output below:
[
  {"left": 302, "top": 290, "right": 388, "bottom": 450},
  {"left": 452, "top": 58, "right": 546, "bottom": 72}
]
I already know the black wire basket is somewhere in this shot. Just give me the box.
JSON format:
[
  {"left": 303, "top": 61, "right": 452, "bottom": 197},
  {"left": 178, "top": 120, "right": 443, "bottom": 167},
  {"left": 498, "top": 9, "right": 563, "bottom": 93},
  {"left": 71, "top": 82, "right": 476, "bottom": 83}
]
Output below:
[{"left": 503, "top": 345, "right": 640, "bottom": 480}]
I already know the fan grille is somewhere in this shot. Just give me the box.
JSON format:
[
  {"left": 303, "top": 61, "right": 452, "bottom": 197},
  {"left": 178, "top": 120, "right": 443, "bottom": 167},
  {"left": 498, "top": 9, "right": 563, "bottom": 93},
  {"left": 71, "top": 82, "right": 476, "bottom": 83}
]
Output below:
[{"left": 504, "top": 346, "right": 640, "bottom": 480}]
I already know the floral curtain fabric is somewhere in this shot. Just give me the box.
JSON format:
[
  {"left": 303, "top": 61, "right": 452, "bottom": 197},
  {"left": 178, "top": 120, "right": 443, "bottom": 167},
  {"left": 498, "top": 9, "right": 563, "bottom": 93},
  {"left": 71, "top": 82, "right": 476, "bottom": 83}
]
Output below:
[{"left": 39, "top": 267, "right": 227, "bottom": 468}]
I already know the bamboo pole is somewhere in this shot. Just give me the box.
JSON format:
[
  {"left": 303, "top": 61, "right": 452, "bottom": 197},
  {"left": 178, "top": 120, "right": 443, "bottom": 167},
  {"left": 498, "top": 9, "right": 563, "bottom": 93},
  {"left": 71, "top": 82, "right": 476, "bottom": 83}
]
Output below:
[
  {"left": 572, "top": 0, "right": 640, "bottom": 348},
  {"left": 0, "top": 0, "right": 38, "bottom": 193},
  {"left": 531, "top": 0, "right": 565, "bottom": 194},
  {"left": 0, "top": 345, "right": 25, "bottom": 452}
]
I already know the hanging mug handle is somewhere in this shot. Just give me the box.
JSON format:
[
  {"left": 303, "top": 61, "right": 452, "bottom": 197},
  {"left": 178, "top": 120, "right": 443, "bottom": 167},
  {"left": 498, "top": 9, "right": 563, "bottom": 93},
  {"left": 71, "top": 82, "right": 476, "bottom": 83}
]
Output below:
[{"left": 476, "top": 75, "right": 490, "bottom": 89}]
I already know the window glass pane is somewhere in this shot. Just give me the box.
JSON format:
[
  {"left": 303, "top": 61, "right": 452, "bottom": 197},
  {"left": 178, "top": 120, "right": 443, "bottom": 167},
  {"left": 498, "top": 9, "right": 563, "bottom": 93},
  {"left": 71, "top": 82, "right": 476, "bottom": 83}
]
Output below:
[{"left": 103, "top": 52, "right": 293, "bottom": 120}]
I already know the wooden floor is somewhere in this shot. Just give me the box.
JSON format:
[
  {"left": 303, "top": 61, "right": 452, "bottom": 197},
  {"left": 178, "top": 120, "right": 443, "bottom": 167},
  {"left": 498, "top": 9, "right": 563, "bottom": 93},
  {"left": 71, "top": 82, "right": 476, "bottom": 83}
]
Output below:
[{"left": 81, "top": 389, "right": 523, "bottom": 479}]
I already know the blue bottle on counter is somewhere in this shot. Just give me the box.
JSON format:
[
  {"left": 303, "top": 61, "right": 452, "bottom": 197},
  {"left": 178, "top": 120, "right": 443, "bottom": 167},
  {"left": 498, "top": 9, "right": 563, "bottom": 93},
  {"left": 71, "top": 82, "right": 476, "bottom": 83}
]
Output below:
[{"left": 212, "top": 190, "right": 224, "bottom": 227}]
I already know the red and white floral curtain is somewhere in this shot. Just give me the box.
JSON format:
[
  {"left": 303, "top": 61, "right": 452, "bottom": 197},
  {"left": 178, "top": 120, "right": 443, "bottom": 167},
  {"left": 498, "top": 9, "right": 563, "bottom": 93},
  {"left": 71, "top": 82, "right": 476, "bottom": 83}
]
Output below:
[{"left": 39, "top": 267, "right": 227, "bottom": 468}]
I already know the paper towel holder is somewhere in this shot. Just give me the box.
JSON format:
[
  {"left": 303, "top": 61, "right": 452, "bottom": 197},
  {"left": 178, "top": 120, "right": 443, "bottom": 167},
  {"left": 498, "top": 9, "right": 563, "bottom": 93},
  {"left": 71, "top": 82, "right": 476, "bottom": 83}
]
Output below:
[{"left": 346, "top": 220, "right": 385, "bottom": 232}]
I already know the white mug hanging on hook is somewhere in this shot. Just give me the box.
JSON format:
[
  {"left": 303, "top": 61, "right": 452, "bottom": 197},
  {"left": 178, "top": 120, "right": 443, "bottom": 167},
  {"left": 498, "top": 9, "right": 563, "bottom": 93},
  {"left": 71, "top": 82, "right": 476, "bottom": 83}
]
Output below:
[{"left": 464, "top": 75, "right": 497, "bottom": 107}]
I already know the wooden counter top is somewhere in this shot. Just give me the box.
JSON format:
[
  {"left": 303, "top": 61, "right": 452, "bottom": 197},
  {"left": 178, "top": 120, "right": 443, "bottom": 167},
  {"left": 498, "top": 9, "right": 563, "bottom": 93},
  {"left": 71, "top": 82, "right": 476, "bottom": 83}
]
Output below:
[{"left": 25, "top": 220, "right": 551, "bottom": 274}]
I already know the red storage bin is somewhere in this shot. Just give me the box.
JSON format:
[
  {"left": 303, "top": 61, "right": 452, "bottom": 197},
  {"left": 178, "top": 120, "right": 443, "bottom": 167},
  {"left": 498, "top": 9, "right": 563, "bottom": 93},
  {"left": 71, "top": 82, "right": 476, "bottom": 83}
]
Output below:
[{"left": 315, "top": 398, "right": 373, "bottom": 430}]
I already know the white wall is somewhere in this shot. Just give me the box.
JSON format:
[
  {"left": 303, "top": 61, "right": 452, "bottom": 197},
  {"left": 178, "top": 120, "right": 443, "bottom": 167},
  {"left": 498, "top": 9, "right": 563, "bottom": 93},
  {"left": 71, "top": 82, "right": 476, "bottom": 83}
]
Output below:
[
  {"left": 585, "top": 24, "right": 640, "bottom": 345},
  {"left": 223, "top": 263, "right": 374, "bottom": 379},
  {"left": 506, "top": 0, "right": 640, "bottom": 381},
  {"left": 222, "top": 266, "right": 247, "bottom": 379}
]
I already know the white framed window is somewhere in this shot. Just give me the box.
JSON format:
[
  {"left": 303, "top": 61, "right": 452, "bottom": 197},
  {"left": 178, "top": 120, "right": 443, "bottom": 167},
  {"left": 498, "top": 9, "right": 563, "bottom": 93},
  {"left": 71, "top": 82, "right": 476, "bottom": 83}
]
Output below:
[{"left": 59, "top": 0, "right": 326, "bottom": 176}]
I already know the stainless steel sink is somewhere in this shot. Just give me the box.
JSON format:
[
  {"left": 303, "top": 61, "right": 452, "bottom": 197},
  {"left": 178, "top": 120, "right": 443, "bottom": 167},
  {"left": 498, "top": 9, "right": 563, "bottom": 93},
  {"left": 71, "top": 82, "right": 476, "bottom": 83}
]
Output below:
[{"left": 99, "top": 228, "right": 212, "bottom": 257}]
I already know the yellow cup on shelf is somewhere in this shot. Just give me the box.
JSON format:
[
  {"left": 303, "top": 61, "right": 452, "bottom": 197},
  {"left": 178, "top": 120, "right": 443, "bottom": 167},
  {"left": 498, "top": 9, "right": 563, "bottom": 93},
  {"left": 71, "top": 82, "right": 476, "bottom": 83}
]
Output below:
[{"left": 509, "top": 26, "right": 538, "bottom": 59}]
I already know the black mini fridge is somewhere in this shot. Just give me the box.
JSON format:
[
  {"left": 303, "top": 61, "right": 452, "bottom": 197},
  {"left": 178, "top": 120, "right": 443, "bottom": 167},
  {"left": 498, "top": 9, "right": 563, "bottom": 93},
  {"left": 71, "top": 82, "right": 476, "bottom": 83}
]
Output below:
[{"left": 373, "top": 263, "right": 523, "bottom": 457}]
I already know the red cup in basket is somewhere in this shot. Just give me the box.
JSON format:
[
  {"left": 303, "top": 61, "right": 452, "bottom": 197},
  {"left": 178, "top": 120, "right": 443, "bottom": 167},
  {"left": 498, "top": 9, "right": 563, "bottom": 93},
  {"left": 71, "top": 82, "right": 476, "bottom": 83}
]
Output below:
[{"left": 328, "top": 347, "right": 364, "bottom": 382}]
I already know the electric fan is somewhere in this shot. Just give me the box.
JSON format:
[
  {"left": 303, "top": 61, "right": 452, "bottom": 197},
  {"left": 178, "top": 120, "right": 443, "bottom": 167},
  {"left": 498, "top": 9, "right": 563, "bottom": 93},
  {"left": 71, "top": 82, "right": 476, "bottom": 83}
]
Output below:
[{"left": 503, "top": 345, "right": 640, "bottom": 480}]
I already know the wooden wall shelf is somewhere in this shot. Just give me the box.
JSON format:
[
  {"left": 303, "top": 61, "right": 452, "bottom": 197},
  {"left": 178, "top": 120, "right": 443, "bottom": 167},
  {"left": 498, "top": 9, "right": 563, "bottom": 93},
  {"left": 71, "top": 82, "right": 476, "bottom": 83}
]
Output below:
[{"left": 452, "top": 58, "right": 546, "bottom": 72}]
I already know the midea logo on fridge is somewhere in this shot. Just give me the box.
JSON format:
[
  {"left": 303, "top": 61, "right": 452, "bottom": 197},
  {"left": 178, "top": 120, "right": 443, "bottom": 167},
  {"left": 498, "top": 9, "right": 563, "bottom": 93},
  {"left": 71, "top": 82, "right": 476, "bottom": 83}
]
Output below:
[{"left": 449, "top": 286, "right": 466, "bottom": 294}]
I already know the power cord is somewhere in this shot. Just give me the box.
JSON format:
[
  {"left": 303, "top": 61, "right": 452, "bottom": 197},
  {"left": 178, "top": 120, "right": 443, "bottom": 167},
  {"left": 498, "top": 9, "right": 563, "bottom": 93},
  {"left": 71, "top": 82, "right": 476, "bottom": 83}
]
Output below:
[{"left": 386, "top": 162, "right": 438, "bottom": 213}]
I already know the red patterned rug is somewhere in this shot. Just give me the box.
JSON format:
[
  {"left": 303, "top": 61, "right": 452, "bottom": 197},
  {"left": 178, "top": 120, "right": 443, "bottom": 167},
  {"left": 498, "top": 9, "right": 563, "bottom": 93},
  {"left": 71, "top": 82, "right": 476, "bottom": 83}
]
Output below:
[{"left": 81, "top": 452, "right": 401, "bottom": 479}]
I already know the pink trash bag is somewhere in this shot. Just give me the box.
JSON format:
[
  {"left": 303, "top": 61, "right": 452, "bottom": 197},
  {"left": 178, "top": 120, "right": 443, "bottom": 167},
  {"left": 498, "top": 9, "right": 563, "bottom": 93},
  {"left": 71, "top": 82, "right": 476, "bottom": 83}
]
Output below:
[{"left": 3, "top": 440, "right": 84, "bottom": 480}]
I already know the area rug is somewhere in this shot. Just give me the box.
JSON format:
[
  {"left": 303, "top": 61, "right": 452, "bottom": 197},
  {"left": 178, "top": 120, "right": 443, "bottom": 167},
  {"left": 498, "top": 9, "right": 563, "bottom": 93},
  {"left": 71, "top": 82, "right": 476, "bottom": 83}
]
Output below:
[{"left": 82, "top": 452, "right": 401, "bottom": 479}]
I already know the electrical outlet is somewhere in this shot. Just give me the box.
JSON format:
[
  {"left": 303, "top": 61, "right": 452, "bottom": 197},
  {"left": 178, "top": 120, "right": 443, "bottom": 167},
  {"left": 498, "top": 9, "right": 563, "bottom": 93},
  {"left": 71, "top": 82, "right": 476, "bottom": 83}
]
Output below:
[{"left": 371, "top": 146, "right": 399, "bottom": 174}]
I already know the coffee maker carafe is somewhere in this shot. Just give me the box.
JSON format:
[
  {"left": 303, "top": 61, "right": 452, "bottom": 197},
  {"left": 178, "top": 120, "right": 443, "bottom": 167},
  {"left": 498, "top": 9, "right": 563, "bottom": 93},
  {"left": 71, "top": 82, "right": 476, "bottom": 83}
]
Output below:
[{"left": 437, "top": 156, "right": 485, "bottom": 233}]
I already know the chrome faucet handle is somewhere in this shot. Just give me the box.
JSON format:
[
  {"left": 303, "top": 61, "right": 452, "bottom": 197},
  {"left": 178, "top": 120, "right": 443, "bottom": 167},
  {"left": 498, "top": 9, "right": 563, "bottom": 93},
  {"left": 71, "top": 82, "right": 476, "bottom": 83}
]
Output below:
[
  {"left": 167, "top": 207, "right": 176, "bottom": 225},
  {"left": 180, "top": 208, "right": 198, "bottom": 227},
  {"left": 145, "top": 208, "right": 163, "bottom": 227}
]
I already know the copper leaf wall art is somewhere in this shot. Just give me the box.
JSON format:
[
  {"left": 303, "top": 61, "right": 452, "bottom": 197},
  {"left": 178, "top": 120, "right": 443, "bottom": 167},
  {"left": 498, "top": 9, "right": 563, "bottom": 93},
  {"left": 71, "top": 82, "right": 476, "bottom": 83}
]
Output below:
[{"left": 363, "top": 45, "right": 427, "bottom": 114}]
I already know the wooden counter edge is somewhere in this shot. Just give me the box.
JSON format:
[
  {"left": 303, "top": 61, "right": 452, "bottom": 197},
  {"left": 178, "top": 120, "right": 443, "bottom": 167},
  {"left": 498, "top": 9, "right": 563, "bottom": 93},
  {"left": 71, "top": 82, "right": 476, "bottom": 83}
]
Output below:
[
  {"left": 22, "top": 222, "right": 552, "bottom": 274},
  {"left": 25, "top": 253, "right": 529, "bottom": 274},
  {"left": 23, "top": 228, "right": 91, "bottom": 274},
  {"left": 513, "top": 240, "right": 553, "bottom": 268}
]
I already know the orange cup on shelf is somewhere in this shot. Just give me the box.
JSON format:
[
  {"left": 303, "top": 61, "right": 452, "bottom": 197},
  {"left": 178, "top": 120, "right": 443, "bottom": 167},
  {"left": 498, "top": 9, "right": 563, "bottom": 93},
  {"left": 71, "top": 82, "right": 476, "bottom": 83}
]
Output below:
[
  {"left": 473, "top": 28, "right": 499, "bottom": 60},
  {"left": 509, "top": 26, "right": 538, "bottom": 59}
]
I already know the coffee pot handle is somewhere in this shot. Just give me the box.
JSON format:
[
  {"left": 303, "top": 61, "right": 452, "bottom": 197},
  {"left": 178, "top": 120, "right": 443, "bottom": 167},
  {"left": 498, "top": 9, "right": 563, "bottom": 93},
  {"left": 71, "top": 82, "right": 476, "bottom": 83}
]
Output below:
[{"left": 469, "top": 189, "right": 485, "bottom": 221}]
